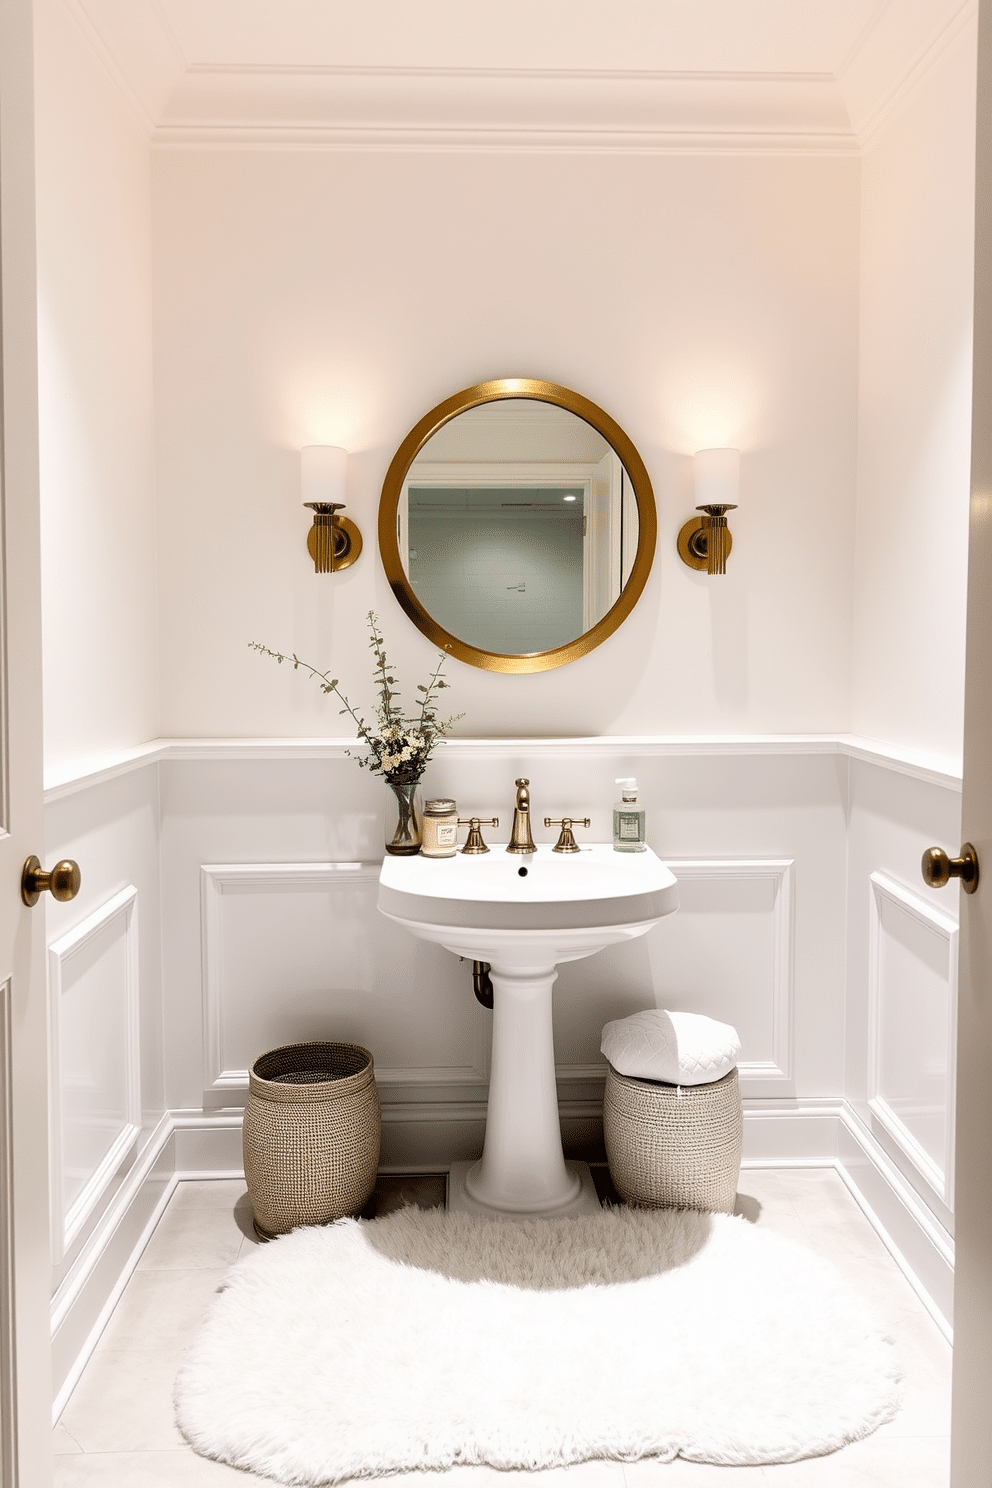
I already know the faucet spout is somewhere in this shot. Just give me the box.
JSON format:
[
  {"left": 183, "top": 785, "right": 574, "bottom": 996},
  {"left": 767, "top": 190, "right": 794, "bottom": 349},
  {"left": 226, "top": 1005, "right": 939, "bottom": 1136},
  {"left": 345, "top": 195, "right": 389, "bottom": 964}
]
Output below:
[{"left": 507, "top": 777, "right": 537, "bottom": 854}]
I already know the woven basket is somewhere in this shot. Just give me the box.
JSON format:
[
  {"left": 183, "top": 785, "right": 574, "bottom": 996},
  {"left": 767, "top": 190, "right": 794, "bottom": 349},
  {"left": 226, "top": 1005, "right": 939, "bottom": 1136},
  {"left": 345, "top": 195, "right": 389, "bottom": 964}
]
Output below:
[
  {"left": 243, "top": 1041, "right": 381, "bottom": 1241},
  {"left": 603, "top": 1064, "right": 742, "bottom": 1214}
]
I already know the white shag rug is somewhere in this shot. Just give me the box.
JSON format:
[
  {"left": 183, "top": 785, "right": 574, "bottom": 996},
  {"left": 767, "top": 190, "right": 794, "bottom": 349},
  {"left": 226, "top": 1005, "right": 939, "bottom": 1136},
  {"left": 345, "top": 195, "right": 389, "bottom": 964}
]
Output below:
[{"left": 175, "top": 1205, "right": 901, "bottom": 1485}]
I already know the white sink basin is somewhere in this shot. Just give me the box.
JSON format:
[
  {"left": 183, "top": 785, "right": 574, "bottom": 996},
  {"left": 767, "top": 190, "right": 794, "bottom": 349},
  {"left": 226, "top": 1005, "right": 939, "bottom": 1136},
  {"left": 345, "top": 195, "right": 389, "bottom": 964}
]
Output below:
[
  {"left": 378, "top": 843, "right": 678, "bottom": 936},
  {"left": 378, "top": 844, "right": 679, "bottom": 1220}
]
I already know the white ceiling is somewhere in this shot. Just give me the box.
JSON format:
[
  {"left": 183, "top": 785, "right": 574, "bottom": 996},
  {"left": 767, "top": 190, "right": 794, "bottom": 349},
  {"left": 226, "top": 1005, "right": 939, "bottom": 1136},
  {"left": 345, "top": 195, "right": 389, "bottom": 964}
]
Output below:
[{"left": 68, "top": 0, "right": 976, "bottom": 150}]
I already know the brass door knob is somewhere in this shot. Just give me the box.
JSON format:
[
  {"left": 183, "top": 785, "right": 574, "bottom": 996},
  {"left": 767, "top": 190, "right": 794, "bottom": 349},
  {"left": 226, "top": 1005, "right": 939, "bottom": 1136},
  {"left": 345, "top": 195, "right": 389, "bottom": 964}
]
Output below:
[
  {"left": 21, "top": 856, "right": 81, "bottom": 907},
  {"left": 921, "top": 843, "right": 979, "bottom": 894}
]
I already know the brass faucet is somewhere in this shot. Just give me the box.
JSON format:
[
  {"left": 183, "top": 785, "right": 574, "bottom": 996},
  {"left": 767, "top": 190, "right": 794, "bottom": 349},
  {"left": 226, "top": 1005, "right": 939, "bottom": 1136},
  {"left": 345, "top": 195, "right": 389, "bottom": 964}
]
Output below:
[{"left": 506, "top": 777, "right": 537, "bottom": 854}]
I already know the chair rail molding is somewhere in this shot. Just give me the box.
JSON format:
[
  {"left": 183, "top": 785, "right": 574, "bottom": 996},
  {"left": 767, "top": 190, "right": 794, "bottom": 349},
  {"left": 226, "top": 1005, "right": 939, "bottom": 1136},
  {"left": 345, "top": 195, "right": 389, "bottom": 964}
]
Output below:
[{"left": 43, "top": 733, "right": 964, "bottom": 801}]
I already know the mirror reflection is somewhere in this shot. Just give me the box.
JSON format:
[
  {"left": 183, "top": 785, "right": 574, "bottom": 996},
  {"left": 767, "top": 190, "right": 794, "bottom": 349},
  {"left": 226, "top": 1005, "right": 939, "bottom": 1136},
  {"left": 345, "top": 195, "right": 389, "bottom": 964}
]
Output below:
[{"left": 398, "top": 401, "right": 640, "bottom": 655}]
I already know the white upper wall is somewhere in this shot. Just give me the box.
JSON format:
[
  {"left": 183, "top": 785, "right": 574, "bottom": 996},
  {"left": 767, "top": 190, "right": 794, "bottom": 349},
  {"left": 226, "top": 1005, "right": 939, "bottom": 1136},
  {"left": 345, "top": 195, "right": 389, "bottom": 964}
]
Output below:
[
  {"left": 35, "top": 0, "right": 158, "bottom": 775},
  {"left": 152, "top": 148, "right": 859, "bottom": 739},
  {"left": 31, "top": 2, "right": 978, "bottom": 761},
  {"left": 852, "top": 22, "right": 977, "bottom": 766}
]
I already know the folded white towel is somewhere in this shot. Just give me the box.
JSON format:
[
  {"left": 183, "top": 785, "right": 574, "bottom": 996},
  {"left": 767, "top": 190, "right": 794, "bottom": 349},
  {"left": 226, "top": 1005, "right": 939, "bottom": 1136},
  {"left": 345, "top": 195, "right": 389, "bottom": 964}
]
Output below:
[{"left": 601, "top": 1008, "right": 741, "bottom": 1085}]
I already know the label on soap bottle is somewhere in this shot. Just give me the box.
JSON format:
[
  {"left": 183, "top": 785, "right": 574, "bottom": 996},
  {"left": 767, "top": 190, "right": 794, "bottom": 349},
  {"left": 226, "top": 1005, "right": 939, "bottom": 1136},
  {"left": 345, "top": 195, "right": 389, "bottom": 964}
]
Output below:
[{"left": 613, "top": 804, "right": 647, "bottom": 852}]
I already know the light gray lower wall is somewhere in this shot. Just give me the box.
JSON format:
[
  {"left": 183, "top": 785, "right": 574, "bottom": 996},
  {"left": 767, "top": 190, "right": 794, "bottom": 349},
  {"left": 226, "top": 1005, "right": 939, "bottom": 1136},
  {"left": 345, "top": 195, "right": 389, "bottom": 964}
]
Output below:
[
  {"left": 157, "top": 744, "right": 851, "bottom": 1121},
  {"left": 43, "top": 736, "right": 962, "bottom": 1406},
  {"left": 844, "top": 757, "right": 963, "bottom": 1239},
  {"left": 44, "top": 765, "right": 165, "bottom": 1298}
]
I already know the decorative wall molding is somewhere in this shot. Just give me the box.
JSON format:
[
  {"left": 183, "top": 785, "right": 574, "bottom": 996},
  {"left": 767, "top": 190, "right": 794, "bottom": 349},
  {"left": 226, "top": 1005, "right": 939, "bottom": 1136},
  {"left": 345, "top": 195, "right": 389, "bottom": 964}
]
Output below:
[
  {"left": 0, "top": 981, "right": 16, "bottom": 1487},
  {"left": 201, "top": 862, "right": 374, "bottom": 1093},
  {"left": 867, "top": 871, "right": 958, "bottom": 1208},
  {"left": 855, "top": 0, "right": 977, "bottom": 151},
  {"left": 153, "top": 125, "right": 858, "bottom": 157},
  {"left": 198, "top": 853, "right": 795, "bottom": 1098},
  {"left": 50, "top": 1112, "right": 176, "bottom": 1421},
  {"left": 64, "top": 0, "right": 979, "bottom": 158},
  {"left": 48, "top": 887, "right": 140, "bottom": 1261},
  {"left": 43, "top": 739, "right": 167, "bottom": 801},
  {"left": 838, "top": 737, "right": 962, "bottom": 790},
  {"left": 200, "top": 862, "right": 490, "bottom": 1094},
  {"left": 43, "top": 733, "right": 964, "bottom": 802},
  {"left": 838, "top": 1103, "right": 954, "bottom": 1340},
  {"left": 660, "top": 858, "right": 794, "bottom": 1084}
]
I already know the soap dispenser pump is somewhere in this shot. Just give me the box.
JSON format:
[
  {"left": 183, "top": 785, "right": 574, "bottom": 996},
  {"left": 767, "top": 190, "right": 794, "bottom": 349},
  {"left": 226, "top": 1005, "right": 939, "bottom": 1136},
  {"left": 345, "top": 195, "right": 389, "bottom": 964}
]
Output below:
[{"left": 613, "top": 778, "right": 647, "bottom": 853}]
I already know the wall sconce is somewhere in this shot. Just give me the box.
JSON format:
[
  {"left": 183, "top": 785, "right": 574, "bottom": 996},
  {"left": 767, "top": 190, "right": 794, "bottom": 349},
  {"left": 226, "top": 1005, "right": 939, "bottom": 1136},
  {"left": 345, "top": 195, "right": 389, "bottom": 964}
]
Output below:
[
  {"left": 677, "top": 448, "right": 739, "bottom": 576},
  {"left": 301, "top": 445, "right": 363, "bottom": 573}
]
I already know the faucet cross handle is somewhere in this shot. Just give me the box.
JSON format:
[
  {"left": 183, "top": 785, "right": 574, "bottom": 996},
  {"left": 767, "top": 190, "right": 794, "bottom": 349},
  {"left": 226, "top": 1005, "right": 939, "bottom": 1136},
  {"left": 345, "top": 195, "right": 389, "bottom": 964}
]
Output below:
[
  {"left": 458, "top": 817, "right": 498, "bottom": 855},
  {"left": 544, "top": 817, "right": 591, "bottom": 854}
]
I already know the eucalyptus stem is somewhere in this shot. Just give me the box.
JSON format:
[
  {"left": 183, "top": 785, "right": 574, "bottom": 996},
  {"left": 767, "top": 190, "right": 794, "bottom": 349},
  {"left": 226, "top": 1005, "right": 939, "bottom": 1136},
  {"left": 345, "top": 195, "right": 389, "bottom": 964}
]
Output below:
[
  {"left": 250, "top": 614, "right": 462, "bottom": 781},
  {"left": 248, "top": 643, "right": 373, "bottom": 743}
]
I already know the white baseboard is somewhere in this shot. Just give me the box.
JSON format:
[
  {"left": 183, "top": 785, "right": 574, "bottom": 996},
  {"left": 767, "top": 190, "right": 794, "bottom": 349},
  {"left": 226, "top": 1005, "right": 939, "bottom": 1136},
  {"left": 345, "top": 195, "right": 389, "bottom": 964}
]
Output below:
[
  {"left": 50, "top": 1113, "right": 179, "bottom": 1420},
  {"left": 51, "top": 1097, "right": 955, "bottom": 1419},
  {"left": 837, "top": 1104, "right": 954, "bottom": 1340}
]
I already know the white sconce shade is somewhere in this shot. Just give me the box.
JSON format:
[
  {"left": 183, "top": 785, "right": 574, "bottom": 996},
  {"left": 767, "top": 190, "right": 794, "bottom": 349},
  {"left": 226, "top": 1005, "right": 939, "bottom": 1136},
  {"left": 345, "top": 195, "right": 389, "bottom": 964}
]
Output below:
[
  {"left": 300, "top": 445, "right": 347, "bottom": 508},
  {"left": 694, "top": 447, "right": 740, "bottom": 508},
  {"left": 677, "top": 447, "right": 740, "bottom": 576},
  {"left": 299, "top": 445, "right": 361, "bottom": 573}
]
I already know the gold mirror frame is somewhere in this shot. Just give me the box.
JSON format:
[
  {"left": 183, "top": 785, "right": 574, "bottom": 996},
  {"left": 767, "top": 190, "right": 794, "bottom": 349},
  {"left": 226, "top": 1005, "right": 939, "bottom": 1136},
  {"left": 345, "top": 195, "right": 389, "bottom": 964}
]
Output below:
[{"left": 378, "top": 378, "right": 657, "bottom": 674}]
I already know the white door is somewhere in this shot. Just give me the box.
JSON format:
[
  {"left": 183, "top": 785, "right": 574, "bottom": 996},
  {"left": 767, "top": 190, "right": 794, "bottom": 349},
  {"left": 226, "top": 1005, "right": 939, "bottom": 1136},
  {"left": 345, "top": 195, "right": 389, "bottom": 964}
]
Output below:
[
  {"left": 951, "top": 3, "right": 992, "bottom": 1479},
  {"left": 0, "top": 0, "right": 58, "bottom": 1480}
]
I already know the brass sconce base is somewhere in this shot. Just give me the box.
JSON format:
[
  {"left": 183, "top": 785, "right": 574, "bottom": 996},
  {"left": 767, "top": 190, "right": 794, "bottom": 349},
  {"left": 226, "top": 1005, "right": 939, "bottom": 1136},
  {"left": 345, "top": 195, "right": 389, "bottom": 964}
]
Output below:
[
  {"left": 677, "top": 516, "right": 734, "bottom": 572},
  {"left": 306, "top": 514, "right": 363, "bottom": 573}
]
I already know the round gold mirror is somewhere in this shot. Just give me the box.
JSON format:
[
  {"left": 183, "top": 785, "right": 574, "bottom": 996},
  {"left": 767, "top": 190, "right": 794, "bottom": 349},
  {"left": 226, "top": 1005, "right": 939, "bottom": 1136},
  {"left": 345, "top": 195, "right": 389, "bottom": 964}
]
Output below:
[{"left": 378, "top": 379, "right": 657, "bottom": 674}]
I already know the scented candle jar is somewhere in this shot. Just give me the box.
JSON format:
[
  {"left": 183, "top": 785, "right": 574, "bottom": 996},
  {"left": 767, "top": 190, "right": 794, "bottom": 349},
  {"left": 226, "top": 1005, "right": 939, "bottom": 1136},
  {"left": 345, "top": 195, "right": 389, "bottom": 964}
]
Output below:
[{"left": 421, "top": 798, "right": 459, "bottom": 857}]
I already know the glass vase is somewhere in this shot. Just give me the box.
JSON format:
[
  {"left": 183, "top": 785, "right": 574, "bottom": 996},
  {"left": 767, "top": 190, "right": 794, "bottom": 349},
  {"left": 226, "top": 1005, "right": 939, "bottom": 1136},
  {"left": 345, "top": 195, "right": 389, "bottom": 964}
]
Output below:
[{"left": 384, "top": 775, "right": 424, "bottom": 856}]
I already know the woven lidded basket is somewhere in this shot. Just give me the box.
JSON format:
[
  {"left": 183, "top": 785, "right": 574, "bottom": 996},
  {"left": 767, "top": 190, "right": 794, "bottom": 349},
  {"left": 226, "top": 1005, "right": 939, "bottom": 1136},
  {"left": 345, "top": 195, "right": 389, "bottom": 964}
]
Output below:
[
  {"left": 243, "top": 1041, "right": 381, "bottom": 1241},
  {"left": 603, "top": 1065, "right": 742, "bottom": 1215}
]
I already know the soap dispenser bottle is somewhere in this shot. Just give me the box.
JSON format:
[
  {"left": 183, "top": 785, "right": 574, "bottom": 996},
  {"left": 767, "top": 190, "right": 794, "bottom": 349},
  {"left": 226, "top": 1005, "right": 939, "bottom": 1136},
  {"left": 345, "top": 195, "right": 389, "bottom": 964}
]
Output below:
[{"left": 613, "top": 778, "right": 647, "bottom": 852}]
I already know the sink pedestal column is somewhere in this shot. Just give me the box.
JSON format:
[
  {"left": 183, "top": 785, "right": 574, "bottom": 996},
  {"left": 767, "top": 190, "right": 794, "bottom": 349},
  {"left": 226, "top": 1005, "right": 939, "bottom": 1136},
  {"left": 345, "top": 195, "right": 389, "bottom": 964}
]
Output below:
[
  {"left": 453, "top": 961, "right": 601, "bottom": 1218},
  {"left": 378, "top": 844, "right": 679, "bottom": 1222}
]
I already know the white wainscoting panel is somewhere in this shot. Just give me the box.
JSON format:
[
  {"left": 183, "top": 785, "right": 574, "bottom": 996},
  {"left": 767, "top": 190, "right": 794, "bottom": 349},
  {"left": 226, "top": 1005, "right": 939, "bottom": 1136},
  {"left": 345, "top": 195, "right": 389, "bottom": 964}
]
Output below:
[
  {"left": 49, "top": 886, "right": 140, "bottom": 1260},
  {"left": 200, "top": 863, "right": 490, "bottom": 1094},
  {"left": 646, "top": 860, "right": 794, "bottom": 1083},
  {"left": 0, "top": 979, "right": 15, "bottom": 1482},
  {"left": 868, "top": 871, "right": 958, "bottom": 1206}
]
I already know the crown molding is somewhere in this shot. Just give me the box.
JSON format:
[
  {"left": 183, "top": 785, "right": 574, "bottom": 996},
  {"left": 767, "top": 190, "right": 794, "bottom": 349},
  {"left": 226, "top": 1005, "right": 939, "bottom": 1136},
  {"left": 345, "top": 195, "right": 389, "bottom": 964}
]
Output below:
[
  {"left": 150, "top": 124, "right": 858, "bottom": 156},
  {"left": 61, "top": 0, "right": 156, "bottom": 138},
  {"left": 833, "top": 0, "right": 893, "bottom": 82},
  {"left": 146, "top": 67, "right": 855, "bottom": 154},
  {"left": 184, "top": 62, "right": 837, "bottom": 84},
  {"left": 854, "top": 0, "right": 977, "bottom": 149},
  {"left": 844, "top": 0, "right": 975, "bottom": 148},
  {"left": 66, "top": 0, "right": 975, "bottom": 158}
]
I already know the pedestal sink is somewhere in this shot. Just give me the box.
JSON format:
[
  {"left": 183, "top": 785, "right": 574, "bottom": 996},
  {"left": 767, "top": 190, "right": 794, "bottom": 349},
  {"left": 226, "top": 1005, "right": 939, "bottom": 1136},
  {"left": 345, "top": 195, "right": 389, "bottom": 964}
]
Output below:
[{"left": 378, "top": 844, "right": 679, "bottom": 1219}]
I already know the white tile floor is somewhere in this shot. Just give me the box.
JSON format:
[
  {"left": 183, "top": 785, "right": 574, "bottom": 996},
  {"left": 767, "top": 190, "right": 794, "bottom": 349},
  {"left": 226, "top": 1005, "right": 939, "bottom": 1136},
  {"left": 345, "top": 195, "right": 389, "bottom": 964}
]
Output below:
[{"left": 53, "top": 1169, "right": 952, "bottom": 1487}]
